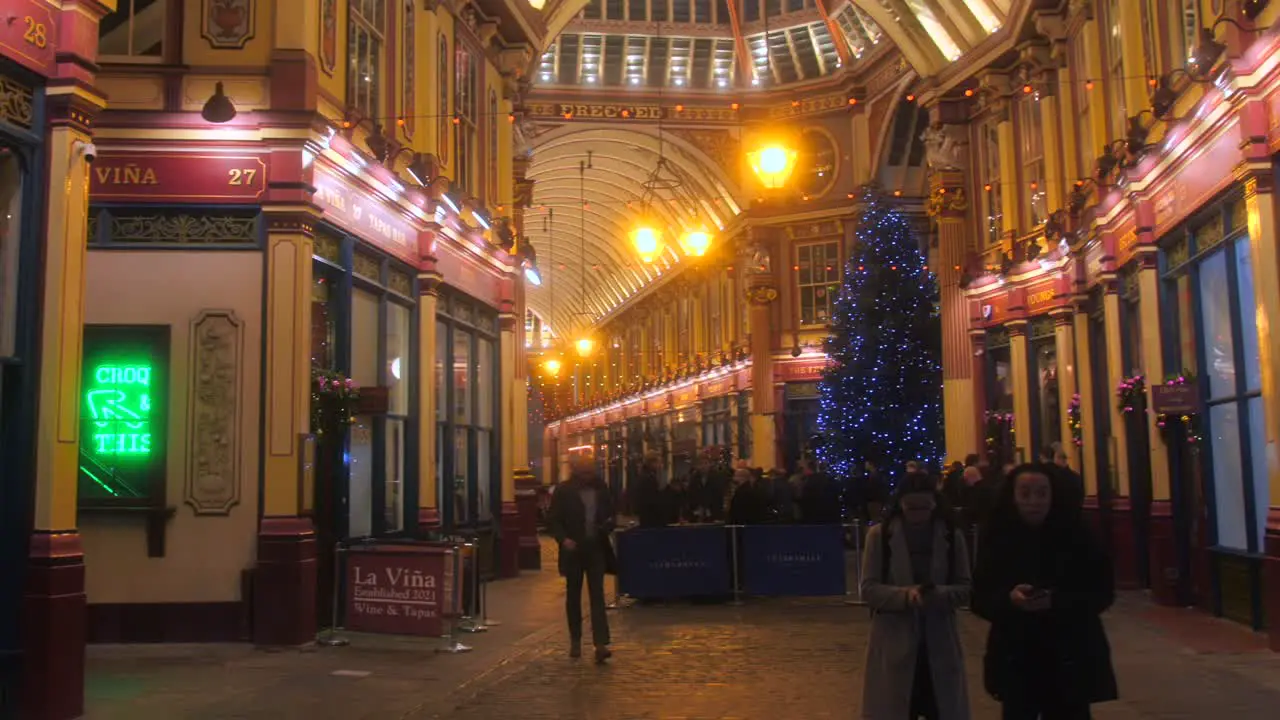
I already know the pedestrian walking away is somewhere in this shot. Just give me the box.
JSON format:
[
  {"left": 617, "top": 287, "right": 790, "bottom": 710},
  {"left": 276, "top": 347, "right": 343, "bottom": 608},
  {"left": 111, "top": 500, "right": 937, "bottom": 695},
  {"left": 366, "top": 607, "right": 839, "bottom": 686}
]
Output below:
[{"left": 547, "top": 454, "right": 617, "bottom": 664}]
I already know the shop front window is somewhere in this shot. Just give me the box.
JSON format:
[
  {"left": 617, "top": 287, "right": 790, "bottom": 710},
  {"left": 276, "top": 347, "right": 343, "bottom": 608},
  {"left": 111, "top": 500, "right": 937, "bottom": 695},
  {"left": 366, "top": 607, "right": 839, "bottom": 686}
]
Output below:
[
  {"left": 384, "top": 301, "right": 411, "bottom": 532},
  {"left": 348, "top": 288, "right": 380, "bottom": 538},
  {"left": 437, "top": 294, "right": 499, "bottom": 527},
  {"left": 1032, "top": 338, "right": 1059, "bottom": 454},
  {"left": 1163, "top": 205, "right": 1265, "bottom": 552},
  {"left": 0, "top": 148, "right": 21, "bottom": 360}
]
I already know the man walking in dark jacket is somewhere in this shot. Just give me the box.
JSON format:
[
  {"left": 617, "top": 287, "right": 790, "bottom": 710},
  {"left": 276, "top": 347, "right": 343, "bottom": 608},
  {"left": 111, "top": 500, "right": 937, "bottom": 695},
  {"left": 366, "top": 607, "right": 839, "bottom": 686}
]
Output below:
[{"left": 548, "top": 455, "right": 617, "bottom": 663}]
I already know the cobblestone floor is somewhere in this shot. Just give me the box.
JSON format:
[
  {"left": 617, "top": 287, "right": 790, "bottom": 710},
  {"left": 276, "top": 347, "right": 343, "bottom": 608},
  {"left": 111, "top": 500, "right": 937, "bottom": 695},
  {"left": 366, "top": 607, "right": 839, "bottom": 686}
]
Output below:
[{"left": 85, "top": 544, "right": 1280, "bottom": 720}]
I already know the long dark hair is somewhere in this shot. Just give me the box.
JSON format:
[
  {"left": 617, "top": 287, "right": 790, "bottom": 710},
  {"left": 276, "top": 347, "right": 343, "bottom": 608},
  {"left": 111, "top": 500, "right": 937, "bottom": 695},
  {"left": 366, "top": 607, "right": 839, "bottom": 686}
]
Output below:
[
  {"left": 987, "top": 462, "right": 1082, "bottom": 536},
  {"left": 883, "top": 471, "right": 954, "bottom": 528}
]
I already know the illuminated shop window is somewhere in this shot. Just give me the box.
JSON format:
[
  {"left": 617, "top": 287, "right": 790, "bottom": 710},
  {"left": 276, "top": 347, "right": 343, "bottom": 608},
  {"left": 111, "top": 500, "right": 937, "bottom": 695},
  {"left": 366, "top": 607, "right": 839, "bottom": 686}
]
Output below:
[{"left": 348, "top": 0, "right": 386, "bottom": 120}]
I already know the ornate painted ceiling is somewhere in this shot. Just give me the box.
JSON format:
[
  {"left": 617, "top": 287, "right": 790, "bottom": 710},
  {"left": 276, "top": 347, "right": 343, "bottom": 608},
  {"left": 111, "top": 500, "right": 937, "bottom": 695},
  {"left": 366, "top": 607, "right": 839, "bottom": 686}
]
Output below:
[{"left": 522, "top": 0, "right": 1015, "bottom": 339}]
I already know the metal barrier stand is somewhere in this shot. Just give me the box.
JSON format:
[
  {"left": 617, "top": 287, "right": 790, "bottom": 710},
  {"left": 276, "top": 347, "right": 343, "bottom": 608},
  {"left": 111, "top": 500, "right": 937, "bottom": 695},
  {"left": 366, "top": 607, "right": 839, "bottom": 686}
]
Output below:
[
  {"left": 318, "top": 540, "right": 350, "bottom": 647},
  {"left": 606, "top": 524, "right": 633, "bottom": 611},
  {"left": 437, "top": 543, "right": 473, "bottom": 653},
  {"left": 728, "top": 524, "right": 744, "bottom": 606},
  {"left": 843, "top": 520, "right": 867, "bottom": 607},
  {"left": 454, "top": 537, "right": 488, "bottom": 633}
]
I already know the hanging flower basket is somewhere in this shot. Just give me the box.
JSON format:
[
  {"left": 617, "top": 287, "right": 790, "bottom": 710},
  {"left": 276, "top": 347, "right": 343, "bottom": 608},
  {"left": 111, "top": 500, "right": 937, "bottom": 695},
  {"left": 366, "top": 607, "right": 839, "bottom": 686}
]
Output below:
[
  {"left": 311, "top": 366, "right": 360, "bottom": 434},
  {"left": 1116, "top": 374, "right": 1145, "bottom": 414},
  {"left": 1068, "top": 393, "right": 1083, "bottom": 447}
]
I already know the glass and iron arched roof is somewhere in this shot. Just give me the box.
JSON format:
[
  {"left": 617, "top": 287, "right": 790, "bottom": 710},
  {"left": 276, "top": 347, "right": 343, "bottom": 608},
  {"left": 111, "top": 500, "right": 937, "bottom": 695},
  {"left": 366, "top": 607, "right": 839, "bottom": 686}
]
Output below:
[{"left": 533, "top": 0, "right": 1008, "bottom": 89}]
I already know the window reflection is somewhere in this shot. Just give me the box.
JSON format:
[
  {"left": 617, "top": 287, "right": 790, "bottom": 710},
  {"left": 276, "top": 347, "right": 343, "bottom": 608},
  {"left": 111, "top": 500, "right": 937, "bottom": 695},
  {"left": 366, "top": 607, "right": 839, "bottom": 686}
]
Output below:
[
  {"left": 98, "top": 0, "right": 165, "bottom": 59},
  {"left": 0, "top": 148, "right": 21, "bottom": 359}
]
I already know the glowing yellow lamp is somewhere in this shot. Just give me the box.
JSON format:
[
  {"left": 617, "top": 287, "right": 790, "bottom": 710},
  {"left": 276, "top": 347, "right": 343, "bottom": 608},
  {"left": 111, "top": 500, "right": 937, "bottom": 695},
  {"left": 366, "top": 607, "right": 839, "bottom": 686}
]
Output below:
[
  {"left": 748, "top": 143, "right": 798, "bottom": 189},
  {"left": 629, "top": 224, "right": 665, "bottom": 263},
  {"left": 575, "top": 337, "right": 595, "bottom": 358},
  {"left": 543, "top": 358, "right": 562, "bottom": 376},
  {"left": 680, "top": 229, "right": 713, "bottom": 257}
]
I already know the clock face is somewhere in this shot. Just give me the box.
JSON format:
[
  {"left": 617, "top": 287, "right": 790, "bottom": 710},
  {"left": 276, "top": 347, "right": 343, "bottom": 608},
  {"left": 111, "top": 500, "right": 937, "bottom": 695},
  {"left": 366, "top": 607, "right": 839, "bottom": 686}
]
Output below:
[{"left": 797, "top": 129, "right": 839, "bottom": 198}]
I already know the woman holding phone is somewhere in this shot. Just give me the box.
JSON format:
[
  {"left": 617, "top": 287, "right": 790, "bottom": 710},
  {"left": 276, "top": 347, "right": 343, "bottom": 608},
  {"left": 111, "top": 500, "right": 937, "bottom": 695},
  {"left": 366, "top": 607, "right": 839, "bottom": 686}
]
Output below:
[
  {"left": 861, "top": 471, "right": 971, "bottom": 720},
  {"left": 972, "top": 464, "right": 1118, "bottom": 719}
]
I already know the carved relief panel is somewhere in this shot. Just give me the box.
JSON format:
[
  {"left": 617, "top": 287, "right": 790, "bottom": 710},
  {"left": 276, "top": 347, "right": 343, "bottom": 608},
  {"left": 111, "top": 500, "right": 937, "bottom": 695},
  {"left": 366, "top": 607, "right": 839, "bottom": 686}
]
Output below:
[{"left": 186, "top": 310, "right": 244, "bottom": 515}]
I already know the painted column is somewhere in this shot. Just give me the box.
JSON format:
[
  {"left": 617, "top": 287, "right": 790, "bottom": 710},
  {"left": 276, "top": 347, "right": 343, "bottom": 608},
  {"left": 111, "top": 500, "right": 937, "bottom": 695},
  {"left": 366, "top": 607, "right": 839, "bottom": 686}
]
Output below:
[
  {"left": 1051, "top": 309, "right": 1079, "bottom": 470},
  {"left": 1072, "top": 301, "right": 1100, "bottom": 498},
  {"left": 1007, "top": 320, "right": 1032, "bottom": 463},
  {"left": 930, "top": 168, "right": 977, "bottom": 461},
  {"left": 1242, "top": 168, "right": 1280, "bottom": 650},
  {"left": 1136, "top": 214, "right": 1176, "bottom": 603},
  {"left": 498, "top": 301, "right": 520, "bottom": 578},
  {"left": 23, "top": 84, "right": 105, "bottom": 720},
  {"left": 254, "top": 200, "right": 320, "bottom": 647},
  {"left": 746, "top": 284, "right": 779, "bottom": 469},
  {"left": 1102, "top": 273, "right": 1137, "bottom": 586},
  {"left": 1037, "top": 79, "right": 1066, "bottom": 212},
  {"left": 416, "top": 267, "right": 442, "bottom": 528},
  {"left": 969, "top": 329, "right": 988, "bottom": 457},
  {"left": 511, "top": 286, "right": 540, "bottom": 570}
]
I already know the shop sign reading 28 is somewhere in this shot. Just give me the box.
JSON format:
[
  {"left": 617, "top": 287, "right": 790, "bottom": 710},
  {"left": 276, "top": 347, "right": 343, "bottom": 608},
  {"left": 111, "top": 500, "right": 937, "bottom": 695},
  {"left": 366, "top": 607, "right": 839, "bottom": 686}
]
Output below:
[{"left": 85, "top": 363, "right": 155, "bottom": 456}]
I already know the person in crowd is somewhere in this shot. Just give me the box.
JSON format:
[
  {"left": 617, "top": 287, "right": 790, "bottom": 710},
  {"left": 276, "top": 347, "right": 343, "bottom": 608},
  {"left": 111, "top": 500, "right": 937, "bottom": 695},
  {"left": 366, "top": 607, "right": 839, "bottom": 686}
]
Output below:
[
  {"left": 961, "top": 466, "right": 995, "bottom": 529},
  {"left": 861, "top": 471, "right": 972, "bottom": 720},
  {"left": 767, "top": 468, "right": 796, "bottom": 522},
  {"left": 687, "top": 457, "right": 710, "bottom": 521},
  {"left": 941, "top": 461, "right": 964, "bottom": 496},
  {"left": 547, "top": 454, "right": 617, "bottom": 663},
  {"left": 662, "top": 474, "right": 691, "bottom": 525},
  {"left": 704, "top": 457, "right": 730, "bottom": 522},
  {"left": 798, "top": 457, "right": 840, "bottom": 524},
  {"left": 1049, "top": 443, "right": 1085, "bottom": 509},
  {"left": 863, "top": 459, "right": 888, "bottom": 521},
  {"left": 972, "top": 463, "right": 1117, "bottom": 719},
  {"left": 728, "top": 467, "right": 771, "bottom": 525},
  {"left": 633, "top": 451, "right": 667, "bottom": 528}
]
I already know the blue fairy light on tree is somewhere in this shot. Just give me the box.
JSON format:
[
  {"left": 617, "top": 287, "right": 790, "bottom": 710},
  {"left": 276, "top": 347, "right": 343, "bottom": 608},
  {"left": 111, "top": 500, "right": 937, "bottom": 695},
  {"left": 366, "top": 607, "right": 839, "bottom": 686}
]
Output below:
[{"left": 817, "top": 188, "right": 943, "bottom": 486}]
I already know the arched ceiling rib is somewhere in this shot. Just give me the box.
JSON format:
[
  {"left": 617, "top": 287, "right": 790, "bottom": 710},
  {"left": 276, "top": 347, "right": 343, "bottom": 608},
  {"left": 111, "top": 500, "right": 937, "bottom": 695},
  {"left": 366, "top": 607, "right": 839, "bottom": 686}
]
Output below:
[{"left": 525, "top": 125, "right": 743, "bottom": 337}]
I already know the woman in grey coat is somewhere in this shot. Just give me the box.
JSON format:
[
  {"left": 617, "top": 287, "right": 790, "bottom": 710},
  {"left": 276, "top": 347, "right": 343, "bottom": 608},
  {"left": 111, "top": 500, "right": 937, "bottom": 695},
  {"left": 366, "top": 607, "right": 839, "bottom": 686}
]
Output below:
[{"left": 861, "top": 471, "right": 972, "bottom": 720}]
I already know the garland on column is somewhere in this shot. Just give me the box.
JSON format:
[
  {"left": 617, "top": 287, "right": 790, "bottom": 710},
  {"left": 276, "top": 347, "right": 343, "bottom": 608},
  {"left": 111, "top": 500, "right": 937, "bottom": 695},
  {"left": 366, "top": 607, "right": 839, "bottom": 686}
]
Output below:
[
  {"left": 311, "top": 365, "right": 360, "bottom": 434},
  {"left": 1155, "top": 371, "right": 1202, "bottom": 445},
  {"left": 1116, "top": 374, "right": 1146, "bottom": 414},
  {"left": 1067, "top": 393, "right": 1083, "bottom": 447}
]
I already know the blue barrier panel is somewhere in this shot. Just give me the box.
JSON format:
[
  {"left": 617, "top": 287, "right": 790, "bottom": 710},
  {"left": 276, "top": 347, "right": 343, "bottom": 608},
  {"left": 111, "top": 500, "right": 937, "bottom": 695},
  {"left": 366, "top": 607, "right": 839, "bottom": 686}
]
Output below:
[
  {"left": 616, "top": 525, "right": 731, "bottom": 599},
  {"left": 741, "top": 524, "right": 846, "bottom": 597}
]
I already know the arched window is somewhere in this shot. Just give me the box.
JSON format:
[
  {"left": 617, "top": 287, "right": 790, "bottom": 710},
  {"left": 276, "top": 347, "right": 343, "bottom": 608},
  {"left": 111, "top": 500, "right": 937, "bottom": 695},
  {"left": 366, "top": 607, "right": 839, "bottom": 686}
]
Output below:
[
  {"left": 487, "top": 90, "right": 499, "bottom": 204},
  {"left": 437, "top": 34, "right": 449, "bottom": 163},
  {"left": 401, "top": 0, "right": 415, "bottom": 137}
]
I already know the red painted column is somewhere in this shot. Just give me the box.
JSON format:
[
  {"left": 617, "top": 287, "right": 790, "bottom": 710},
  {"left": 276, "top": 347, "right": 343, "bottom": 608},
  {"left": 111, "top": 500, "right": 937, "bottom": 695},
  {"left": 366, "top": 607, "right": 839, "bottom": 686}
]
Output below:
[
  {"left": 253, "top": 518, "right": 318, "bottom": 645},
  {"left": 1109, "top": 496, "right": 1139, "bottom": 591},
  {"left": 22, "top": 533, "right": 86, "bottom": 720},
  {"left": 514, "top": 471, "right": 543, "bottom": 570},
  {"left": 1146, "top": 500, "right": 1178, "bottom": 606}
]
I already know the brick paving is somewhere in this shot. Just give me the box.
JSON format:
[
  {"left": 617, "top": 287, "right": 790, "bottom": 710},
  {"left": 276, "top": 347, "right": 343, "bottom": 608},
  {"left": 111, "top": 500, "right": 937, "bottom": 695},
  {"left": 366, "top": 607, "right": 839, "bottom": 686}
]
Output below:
[{"left": 85, "top": 542, "right": 1280, "bottom": 720}]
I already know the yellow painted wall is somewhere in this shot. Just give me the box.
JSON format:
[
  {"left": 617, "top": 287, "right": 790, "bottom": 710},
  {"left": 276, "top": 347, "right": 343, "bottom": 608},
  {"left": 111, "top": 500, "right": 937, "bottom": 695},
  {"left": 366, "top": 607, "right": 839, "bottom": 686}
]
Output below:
[{"left": 80, "top": 252, "right": 263, "bottom": 604}]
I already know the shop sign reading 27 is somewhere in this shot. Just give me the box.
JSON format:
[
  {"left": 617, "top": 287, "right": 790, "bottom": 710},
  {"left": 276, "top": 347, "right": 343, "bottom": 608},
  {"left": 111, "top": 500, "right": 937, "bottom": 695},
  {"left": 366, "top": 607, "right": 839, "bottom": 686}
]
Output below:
[{"left": 89, "top": 153, "right": 269, "bottom": 203}]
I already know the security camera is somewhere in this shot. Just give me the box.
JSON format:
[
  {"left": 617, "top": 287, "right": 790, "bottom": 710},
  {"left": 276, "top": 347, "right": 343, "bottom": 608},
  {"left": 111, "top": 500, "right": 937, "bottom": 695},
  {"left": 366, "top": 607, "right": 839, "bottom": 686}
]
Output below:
[{"left": 76, "top": 142, "right": 98, "bottom": 163}]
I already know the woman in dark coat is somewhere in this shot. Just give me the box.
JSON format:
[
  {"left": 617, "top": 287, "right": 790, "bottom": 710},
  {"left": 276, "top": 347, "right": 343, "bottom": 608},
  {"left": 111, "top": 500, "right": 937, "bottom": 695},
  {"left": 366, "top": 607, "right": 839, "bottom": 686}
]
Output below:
[{"left": 972, "top": 463, "right": 1118, "bottom": 720}]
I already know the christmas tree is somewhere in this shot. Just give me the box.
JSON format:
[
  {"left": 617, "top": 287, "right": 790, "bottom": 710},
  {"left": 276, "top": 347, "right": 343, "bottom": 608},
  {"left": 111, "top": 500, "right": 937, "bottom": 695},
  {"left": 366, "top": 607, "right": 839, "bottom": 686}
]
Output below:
[{"left": 817, "top": 190, "right": 943, "bottom": 484}]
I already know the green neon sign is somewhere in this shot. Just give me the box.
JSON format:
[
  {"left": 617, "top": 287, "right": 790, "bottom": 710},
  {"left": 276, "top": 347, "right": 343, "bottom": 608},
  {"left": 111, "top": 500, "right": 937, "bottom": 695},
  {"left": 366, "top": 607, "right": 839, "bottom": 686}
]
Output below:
[{"left": 85, "top": 362, "right": 155, "bottom": 457}]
